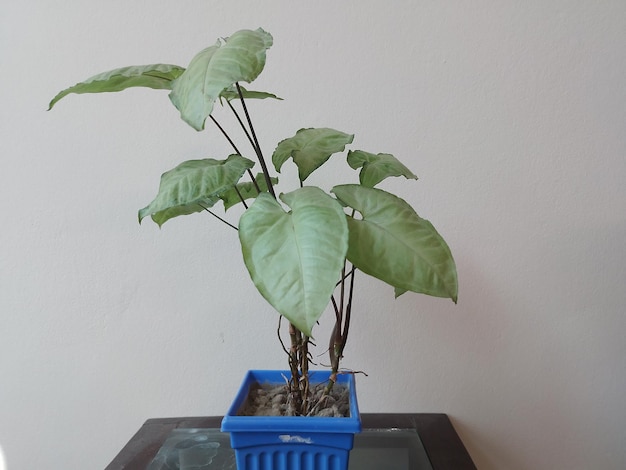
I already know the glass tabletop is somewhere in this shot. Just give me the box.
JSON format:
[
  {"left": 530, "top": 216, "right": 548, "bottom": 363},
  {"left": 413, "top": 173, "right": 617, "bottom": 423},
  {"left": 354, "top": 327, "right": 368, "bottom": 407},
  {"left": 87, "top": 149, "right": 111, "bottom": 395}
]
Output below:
[{"left": 147, "top": 428, "right": 433, "bottom": 470}]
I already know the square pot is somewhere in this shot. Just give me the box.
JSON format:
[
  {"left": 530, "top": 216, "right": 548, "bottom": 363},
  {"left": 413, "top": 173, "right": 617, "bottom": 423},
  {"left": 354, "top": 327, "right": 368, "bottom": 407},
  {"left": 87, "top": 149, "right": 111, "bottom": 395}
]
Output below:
[{"left": 221, "top": 370, "right": 361, "bottom": 470}]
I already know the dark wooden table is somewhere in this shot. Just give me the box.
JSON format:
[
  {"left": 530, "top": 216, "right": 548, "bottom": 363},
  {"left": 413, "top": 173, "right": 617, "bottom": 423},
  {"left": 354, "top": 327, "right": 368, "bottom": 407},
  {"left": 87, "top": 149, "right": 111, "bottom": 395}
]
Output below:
[{"left": 105, "top": 413, "right": 476, "bottom": 469}]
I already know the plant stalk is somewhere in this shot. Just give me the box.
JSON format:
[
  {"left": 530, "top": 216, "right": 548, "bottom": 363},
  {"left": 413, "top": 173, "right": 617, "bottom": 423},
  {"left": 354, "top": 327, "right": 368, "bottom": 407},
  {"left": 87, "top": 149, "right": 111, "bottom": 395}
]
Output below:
[
  {"left": 234, "top": 83, "right": 276, "bottom": 198},
  {"left": 209, "top": 115, "right": 261, "bottom": 195},
  {"left": 287, "top": 322, "right": 303, "bottom": 414},
  {"left": 198, "top": 203, "right": 238, "bottom": 230},
  {"left": 324, "top": 266, "right": 356, "bottom": 396}
]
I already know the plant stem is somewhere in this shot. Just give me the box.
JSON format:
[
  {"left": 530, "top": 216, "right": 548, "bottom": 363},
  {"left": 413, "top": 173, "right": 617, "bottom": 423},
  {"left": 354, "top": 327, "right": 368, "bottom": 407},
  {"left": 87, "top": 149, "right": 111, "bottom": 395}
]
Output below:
[
  {"left": 340, "top": 266, "right": 357, "bottom": 357},
  {"left": 226, "top": 101, "right": 256, "bottom": 154},
  {"left": 235, "top": 83, "right": 276, "bottom": 198},
  {"left": 209, "top": 114, "right": 242, "bottom": 154},
  {"left": 277, "top": 316, "right": 290, "bottom": 355},
  {"left": 301, "top": 334, "right": 310, "bottom": 414},
  {"left": 209, "top": 115, "right": 261, "bottom": 195},
  {"left": 233, "top": 185, "right": 248, "bottom": 210},
  {"left": 325, "top": 265, "right": 357, "bottom": 396},
  {"left": 328, "top": 295, "right": 341, "bottom": 369},
  {"left": 198, "top": 203, "right": 238, "bottom": 230},
  {"left": 338, "top": 266, "right": 346, "bottom": 332},
  {"left": 287, "top": 322, "right": 303, "bottom": 414}
]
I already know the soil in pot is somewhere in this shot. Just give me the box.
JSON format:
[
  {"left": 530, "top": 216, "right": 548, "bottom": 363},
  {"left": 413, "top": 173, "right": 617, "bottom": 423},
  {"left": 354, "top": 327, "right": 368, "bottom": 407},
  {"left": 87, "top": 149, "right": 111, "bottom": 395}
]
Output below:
[{"left": 237, "top": 381, "right": 350, "bottom": 418}]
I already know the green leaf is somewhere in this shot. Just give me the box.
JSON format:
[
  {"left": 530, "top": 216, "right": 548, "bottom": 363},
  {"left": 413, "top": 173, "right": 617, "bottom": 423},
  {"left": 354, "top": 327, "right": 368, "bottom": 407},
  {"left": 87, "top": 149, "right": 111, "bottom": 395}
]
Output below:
[
  {"left": 219, "top": 172, "right": 278, "bottom": 211},
  {"left": 272, "top": 128, "right": 354, "bottom": 182},
  {"left": 331, "top": 184, "right": 457, "bottom": 302},
  {"left": 347, "top": 150, "right": 417, "bottom": 187},
  {"left": 139, "top": 154, "right": 255, "bottom": 227},
  {"left": 219, "top": 85, "right": 282, "bottom": 103},
  {"left": 239, "top": 187, "right": 349, "bottom": 335},
  {"left": 48, "top": 64, "right": 185, "bottom": 110},
  {"left": 169, "top": 28, "right": 273, "bottom": 131},
  {"left": 394, "top": 287, "right": 408, "bottom": 298},
  {"left": 144, "top": 196, "right": 223, "bottom": 227}
]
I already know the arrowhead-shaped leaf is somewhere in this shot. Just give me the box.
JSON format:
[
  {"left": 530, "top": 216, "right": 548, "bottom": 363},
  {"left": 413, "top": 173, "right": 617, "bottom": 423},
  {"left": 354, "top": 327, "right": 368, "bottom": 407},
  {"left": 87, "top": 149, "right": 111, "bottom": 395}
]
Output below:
[
  {"left": 139, "top": 154, "right": 254, "bottom": 227},
  {"left": 219, "top": 172, "right": 278, "bottom": 211},
  {"left": 48, "top": 64, "right": 185, "bottom": 110},
  {"left": 169, "top": 28, "right": 273, "bottom": 131},
  {"left": 239, "top": 187, "right": 349, "bottom": 335},
  {"left": 332, "top": 184, "right": 458, "bottom": 302},
  {"left": 347, "top": 150, "right": 417, "bottom": 187},
  {"left": 219, "top": 85, "right": 282, "bottom": 103},
  {"left": 272, "top": 128, "right": 354, "bottom": 182}
]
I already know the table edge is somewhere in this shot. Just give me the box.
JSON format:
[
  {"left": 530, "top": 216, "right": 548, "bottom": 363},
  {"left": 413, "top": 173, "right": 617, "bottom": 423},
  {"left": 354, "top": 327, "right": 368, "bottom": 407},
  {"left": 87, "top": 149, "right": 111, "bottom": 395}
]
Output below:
[{"left": 105, "top": 413, "right": 476, "bottom": 470}]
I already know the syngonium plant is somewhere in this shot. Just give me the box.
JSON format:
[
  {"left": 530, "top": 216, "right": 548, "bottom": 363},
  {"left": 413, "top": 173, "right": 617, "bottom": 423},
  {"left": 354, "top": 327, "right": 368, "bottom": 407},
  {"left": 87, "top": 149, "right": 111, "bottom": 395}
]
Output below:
[{"left": 49, "top": 28, "right": 458, "bottom": 415}]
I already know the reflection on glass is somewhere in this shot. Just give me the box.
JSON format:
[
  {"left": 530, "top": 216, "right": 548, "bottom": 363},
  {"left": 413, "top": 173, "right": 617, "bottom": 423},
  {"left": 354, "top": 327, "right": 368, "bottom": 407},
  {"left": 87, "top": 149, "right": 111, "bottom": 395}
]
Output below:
[{"left": 148, "top": 428, "right": 433, "bottom": 470}]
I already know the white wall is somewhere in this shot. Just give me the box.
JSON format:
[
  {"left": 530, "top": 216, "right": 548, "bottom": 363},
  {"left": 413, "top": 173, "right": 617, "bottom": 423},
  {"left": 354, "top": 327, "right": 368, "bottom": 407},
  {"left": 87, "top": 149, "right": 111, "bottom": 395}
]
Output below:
[{"left": 1, "top": 1, "right": 625, "bottom": 469}]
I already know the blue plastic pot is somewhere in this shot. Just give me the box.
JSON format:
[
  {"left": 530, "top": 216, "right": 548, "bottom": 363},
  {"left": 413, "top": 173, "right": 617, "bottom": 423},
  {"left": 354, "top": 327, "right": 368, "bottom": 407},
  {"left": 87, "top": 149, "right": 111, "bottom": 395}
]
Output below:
[{"left": 221, "top": 370, "right": 361, "bottom": 470}]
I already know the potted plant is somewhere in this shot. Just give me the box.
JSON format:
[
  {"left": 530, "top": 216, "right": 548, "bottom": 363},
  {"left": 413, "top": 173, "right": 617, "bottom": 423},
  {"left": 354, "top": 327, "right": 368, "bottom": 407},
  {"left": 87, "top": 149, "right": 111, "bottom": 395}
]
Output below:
[{"left": 49, "top": 28, "right": 458, "bottom": 470}]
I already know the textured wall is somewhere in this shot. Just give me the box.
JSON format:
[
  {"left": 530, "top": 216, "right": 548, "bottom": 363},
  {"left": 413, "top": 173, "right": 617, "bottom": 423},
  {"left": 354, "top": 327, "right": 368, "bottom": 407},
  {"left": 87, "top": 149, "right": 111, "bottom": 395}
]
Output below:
[{"left": 1, "top": 1, "right": 625, "bottom": 469}]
